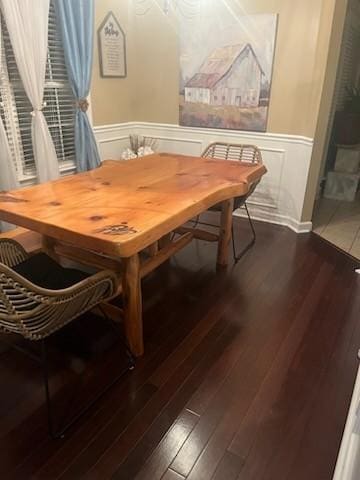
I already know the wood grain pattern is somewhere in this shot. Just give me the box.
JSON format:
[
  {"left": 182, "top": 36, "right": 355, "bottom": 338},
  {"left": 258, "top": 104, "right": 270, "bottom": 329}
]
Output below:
[
  {"left": 217, "top": 199, "right": 234, "bottom": 269},
  {"left": 0, "top": 227, "right": 42, "bottom": 253},
  {"left": 0, "top": 221, "right": 358, "bottom": 480},
  {"left": 42, "top": 234, "right": 59, "bottom": 261},
  {"left": 158, "top": 233, "right": 172, "bottom": 250},
  {"left": 122, "top": 254, "right": 143, "bottom": 356},
  {"left": 175, "top": 226, "right": 219, "bottom": 243},
  {"left": 162, "top": 469, "right": 186, "bottom": 480},
  {"left": 147, "top": 242, "right": 159, "bottom": 257},
  {"left": 134, "top": 409, "right": 199, "bottom": 480},
  {"left": 0, "top": 154, "right": 266, "bottom": 258},
  {"left": 0, "top": 155, "right": 265, "bottom": 358},
  {"left": 140, "top": 233, "right": 193, "bottom": 279},
  {"left": 54, "top": 241, "right": 123, "bottom": 273}
]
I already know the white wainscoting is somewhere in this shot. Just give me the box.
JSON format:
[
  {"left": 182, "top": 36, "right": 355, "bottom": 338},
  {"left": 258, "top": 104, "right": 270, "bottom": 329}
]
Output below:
[
  {"left": 94, "top": 122, "right": 314, "bottom": 233},
  {"left": 93, "top": 123, "right": 133, "bottom": 160}
]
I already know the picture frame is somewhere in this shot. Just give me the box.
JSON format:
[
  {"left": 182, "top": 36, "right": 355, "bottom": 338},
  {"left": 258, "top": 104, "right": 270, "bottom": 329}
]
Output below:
[
  {"left": 97, "top": 11, "right": 127, "bottom": 78},
  {"left": 179, "top": 11, "right": 278, "bottom": 132}
]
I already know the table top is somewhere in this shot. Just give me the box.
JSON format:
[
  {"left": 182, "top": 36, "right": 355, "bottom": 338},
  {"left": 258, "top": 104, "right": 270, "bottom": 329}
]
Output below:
[{"left": 0, "top": 153, "right": 266, "bottom": 257}]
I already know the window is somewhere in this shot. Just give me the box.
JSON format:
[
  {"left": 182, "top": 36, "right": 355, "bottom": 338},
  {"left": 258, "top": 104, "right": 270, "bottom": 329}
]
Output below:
[{"left": 0, "top": 0, "right": 76, "bottom": 182}]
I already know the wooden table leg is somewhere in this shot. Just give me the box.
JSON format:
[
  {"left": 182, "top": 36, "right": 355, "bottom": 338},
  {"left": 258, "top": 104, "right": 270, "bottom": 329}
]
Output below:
[
  {"left": 217, "top": 198, "right": 234, "bottom": 270},
  {"left": 158, "top": 233, "right": 172, "bottom": 249},
  {"left": 122, "top": 253, "right": 143, "bottom": 357},
  {"left": 42, "top": 235, "right": 59, "bottom": 261},
  {"left": 147, "top": 241, "right": 158, "bottom": 257}
]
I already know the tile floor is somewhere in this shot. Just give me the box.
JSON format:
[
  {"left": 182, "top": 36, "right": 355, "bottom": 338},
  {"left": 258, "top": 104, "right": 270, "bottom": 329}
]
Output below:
[{"left": 312, "top": 193, "right": 360, "bottom": 259}]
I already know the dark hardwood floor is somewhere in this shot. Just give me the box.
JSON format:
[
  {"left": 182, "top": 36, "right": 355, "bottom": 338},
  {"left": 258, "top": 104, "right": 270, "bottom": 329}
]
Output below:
[{"left": 1, "top": 217, "right": 360, "bottom": 480}]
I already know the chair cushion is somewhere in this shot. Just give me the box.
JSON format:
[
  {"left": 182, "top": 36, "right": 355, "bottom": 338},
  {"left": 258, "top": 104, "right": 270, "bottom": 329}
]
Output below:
[{"left": 13, "top": 252, "right": 89, "bottom": 290}]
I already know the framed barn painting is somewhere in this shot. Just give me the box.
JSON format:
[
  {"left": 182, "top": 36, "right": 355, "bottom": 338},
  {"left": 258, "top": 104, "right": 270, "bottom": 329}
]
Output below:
[{"left": 179, "top": 7, "right": 278, "bottom": 132}]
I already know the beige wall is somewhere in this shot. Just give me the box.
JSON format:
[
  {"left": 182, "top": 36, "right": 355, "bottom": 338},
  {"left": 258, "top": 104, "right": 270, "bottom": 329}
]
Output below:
[
  {"left": 92, "top": 0, "right": 340, "bottom": 138},
  {"left": 92, "top": 0, "right": 135, "bottom": 126},
  {"left": 131, "top": 7, "right": 179, "bottom": 125},
  {"left": 92, "top": 0, "right": 335, "bottom": 137},
  {"left": 134, "top": 0, "right": 337, "bottom": 138}
]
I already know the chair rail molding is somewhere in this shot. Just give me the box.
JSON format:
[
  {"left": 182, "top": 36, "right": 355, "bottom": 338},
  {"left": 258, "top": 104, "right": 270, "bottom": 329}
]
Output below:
[{"left": 93, "top": 122, "right": 314, "bottom": 234}]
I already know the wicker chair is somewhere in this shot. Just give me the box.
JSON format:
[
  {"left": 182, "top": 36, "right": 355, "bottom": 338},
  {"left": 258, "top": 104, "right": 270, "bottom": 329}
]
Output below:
[
  {"left": 0, "top": 238, "right": 131, "bottom": 438},
  {"left": 199, "top": 142, "right": 263, "bottom": 262}
]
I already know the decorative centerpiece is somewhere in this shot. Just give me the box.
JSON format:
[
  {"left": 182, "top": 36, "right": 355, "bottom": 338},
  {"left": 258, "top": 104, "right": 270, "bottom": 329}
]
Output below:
[{"left": 121, "top": 135, "right": 157, "bottom": 160}]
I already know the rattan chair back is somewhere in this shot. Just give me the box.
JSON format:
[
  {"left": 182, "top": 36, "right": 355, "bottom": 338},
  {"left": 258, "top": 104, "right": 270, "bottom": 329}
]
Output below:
[
  {"left": 0, "top": 239, "right": 118, "bottom": 341},
  {"left": 201, "top": 142, "right": 263, "bottom": 201},
  {"left": 199, "top": 142, "right": 263, "bottom": 260}
]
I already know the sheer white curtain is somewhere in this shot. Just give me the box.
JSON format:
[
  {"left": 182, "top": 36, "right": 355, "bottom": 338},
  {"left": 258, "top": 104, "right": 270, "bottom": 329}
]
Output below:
[
  {"left": 1, "top": 0, "right": 59, "bottom": 183},
  {"left": 0, "top": 20, "right": 18, "bottom": 232}
]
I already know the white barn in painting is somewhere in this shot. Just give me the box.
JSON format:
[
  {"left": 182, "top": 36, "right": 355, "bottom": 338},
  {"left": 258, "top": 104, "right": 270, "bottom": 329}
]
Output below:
[{"left": 184, "top": 43, "right": 264, "bottom": 108}]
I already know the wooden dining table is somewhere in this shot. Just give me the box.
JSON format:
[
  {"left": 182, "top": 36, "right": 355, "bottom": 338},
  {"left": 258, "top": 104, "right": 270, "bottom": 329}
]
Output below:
[{"left": 0, "top": 153, "right": 266, "bottom": 356}]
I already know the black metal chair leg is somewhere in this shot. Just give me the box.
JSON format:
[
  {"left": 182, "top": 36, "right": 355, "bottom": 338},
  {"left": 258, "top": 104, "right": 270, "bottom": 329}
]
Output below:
[
  {"left": 186, "top": 202, "right": 257, "bottom": 264},
  {"left": 1, "top": 307, "right": 135, "bottom": 440},
  {"left": 233, "top": 203, "right": 256, "bottom": 264},
  {"left": 245, "top": 203, "right": 256, "bottom": 242},
  {"left": 232, "top": 223, "right": 237, "bottom": 263},
  {"left": 192, "top": 215, "right": 200, "bottom": 228},
  {"left": 40, "top": 326, "right": 135, "bottom": 439},
  {"left": 96, "top": 304, "right": 136, "bottom": 370},
  {"left": 41, "top": 339, "right": 57, "bottom": 439}
]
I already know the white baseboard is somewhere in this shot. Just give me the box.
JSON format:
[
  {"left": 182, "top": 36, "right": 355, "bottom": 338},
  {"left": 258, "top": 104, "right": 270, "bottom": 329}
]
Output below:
[
  {"left": 94, "top": 121, "right": 314, "bottom": 234},
  {"left": 233, "top": 208, "right": 312, "bottom": 234}
]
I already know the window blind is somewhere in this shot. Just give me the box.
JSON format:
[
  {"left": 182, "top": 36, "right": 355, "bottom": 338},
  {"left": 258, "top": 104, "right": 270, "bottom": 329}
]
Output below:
[{"left": 0, "top": 0, "right": 76, "bottom": 182}]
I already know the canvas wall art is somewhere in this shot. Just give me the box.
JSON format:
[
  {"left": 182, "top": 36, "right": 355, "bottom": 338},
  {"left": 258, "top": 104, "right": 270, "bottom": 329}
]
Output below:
[{"left": 179, "top": 4, "right": 278, "bottom": 132}]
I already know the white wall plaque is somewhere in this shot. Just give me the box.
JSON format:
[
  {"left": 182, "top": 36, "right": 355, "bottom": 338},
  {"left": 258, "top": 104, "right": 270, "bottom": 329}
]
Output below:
[{"left": 98, "top": 12, "right": 126, "bottom": 78}]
